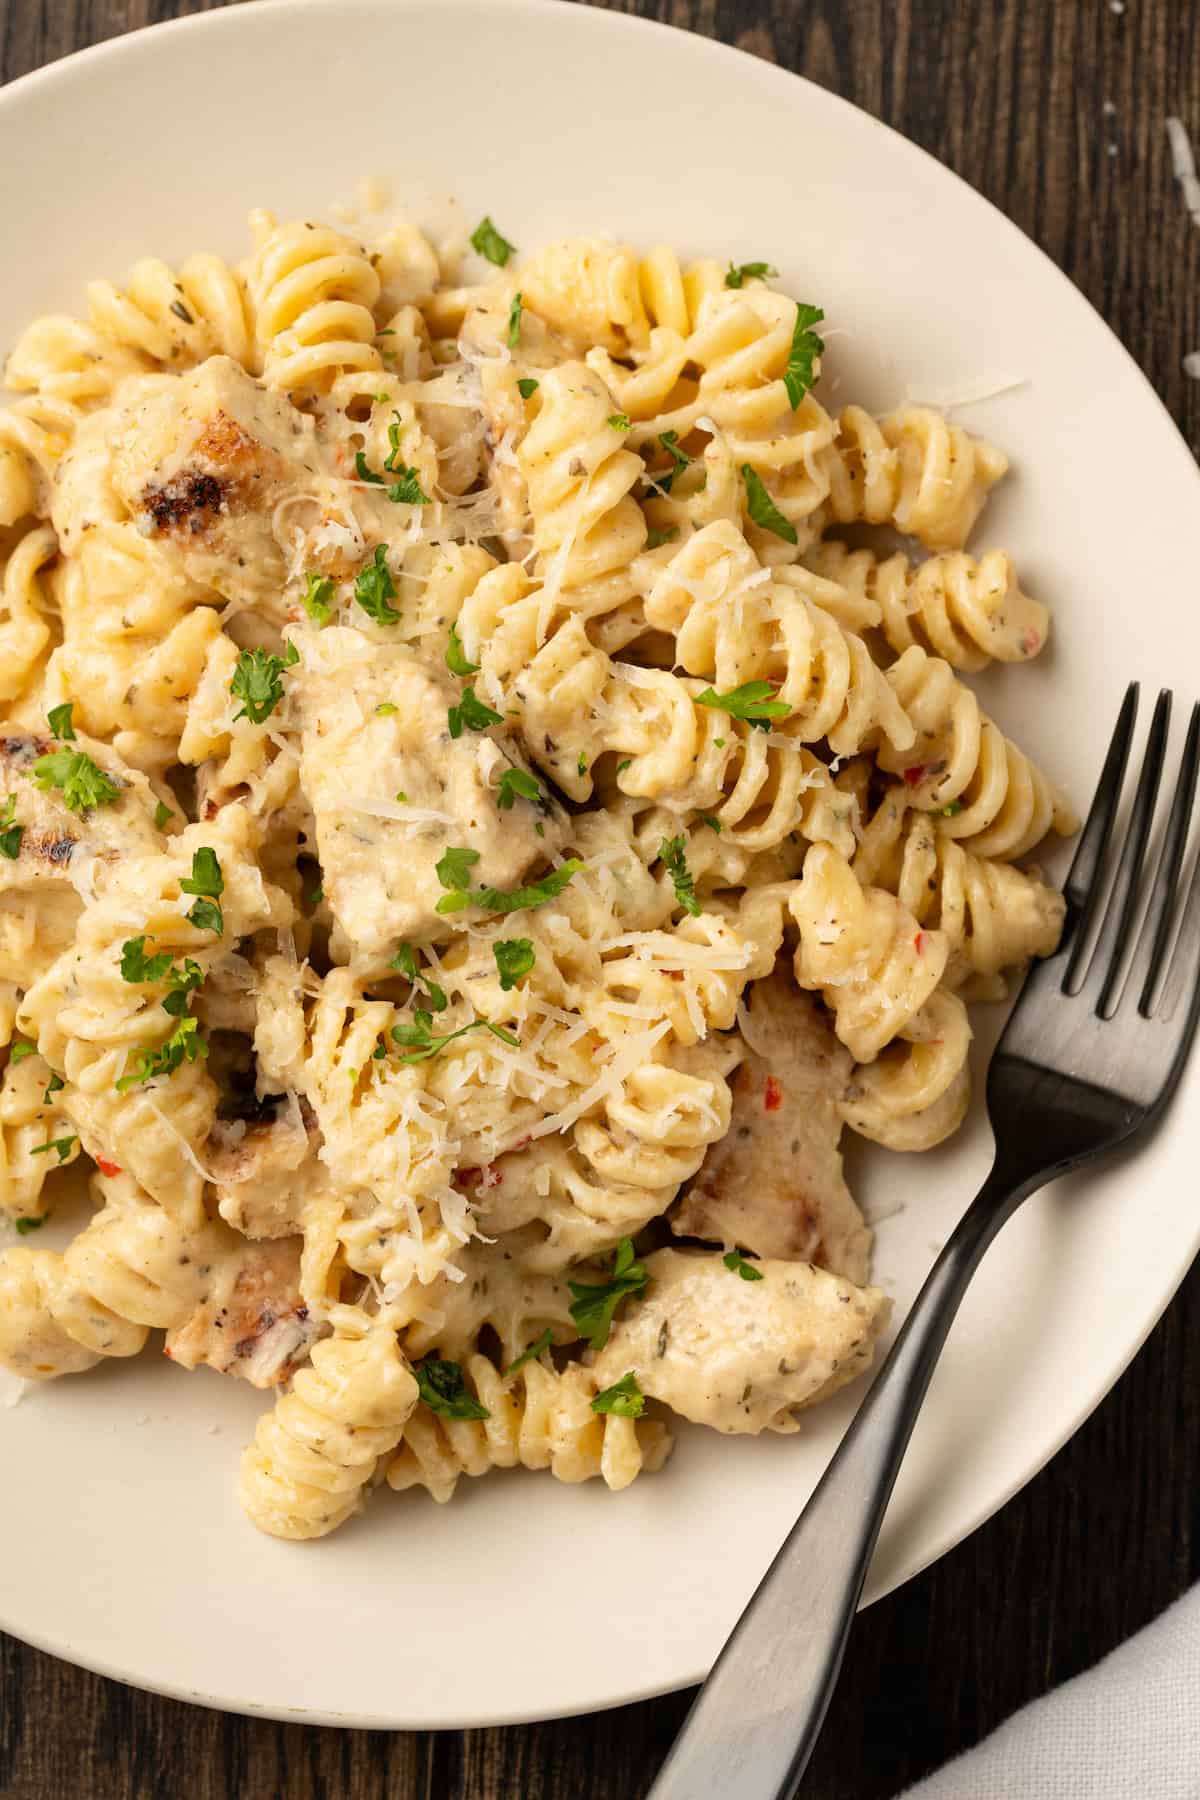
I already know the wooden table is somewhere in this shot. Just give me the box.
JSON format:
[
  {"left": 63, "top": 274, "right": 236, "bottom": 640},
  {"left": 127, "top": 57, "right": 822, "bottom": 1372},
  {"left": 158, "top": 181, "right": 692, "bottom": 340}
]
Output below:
[{"left": 2, "top": 1, "right": 1199, "bottom": 1794}]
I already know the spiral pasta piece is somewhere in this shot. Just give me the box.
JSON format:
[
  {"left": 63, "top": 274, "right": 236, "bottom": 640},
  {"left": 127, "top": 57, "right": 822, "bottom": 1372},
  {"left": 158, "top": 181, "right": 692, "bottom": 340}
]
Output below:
[
  {"left": 86, "top": 254, "right": 255, "bottom": 371},
  {"left": 0, "top": 391, "right": 78, "bottom": 526},
  {"left": 789, "top": 844, "right": 949, "bottom": 1061},
  {"left": 879, "top": 646, "right": 1077, "bottom": 859},
  {"left": 0, "top": 524, "right": 56, "bottom": 708},
  {"left": 517, "top": 361, "right": 648, "bottom": 608},
  {"left": 247, "top": 215, "right": 383, "bottom": 396},
  {"left": 849, "top": 782, "right": 1066, "bottom": 985},
  {"left": 838, "top": 988, "right": 972, "bottom": 1152},
  {"left": 0, "top": 1039, "right": 79, "bottom": 1224},
  {"left": 240, "top": 1324, "right": 418, "bottom": 1539},
  {"left": 387, "top": 1349, "right": 671, "bottom": 1503},
  {"left": 807, "top": 539, "right": 1049, "bottom": 671},
  {"left": 818, "top": 405, "right": 1008, "bottom": 550}
]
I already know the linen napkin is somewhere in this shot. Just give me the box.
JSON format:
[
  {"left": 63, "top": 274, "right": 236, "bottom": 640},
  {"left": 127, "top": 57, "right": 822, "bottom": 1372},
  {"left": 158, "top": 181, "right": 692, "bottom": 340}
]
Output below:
[{"left": 898, "top": 1584, "right": 1200, "bottom": 1798}]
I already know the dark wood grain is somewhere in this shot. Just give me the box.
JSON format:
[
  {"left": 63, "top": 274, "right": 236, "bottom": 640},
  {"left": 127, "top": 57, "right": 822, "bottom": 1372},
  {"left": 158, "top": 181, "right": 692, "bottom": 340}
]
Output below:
[{"left": 2, "top": 1, "right": 1199, "bottom": 1795}]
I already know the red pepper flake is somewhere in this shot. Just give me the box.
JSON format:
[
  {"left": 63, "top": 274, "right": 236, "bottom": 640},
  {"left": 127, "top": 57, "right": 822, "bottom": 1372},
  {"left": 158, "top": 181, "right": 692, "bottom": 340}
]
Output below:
[
  {"left": 914, "top": 931, "right": 926, "bottom": 954},
  {"left": 764, "top": 1075, "right": 783, "bottom": 1112},
  {"left": 456, "top": 1164, "right": 503, "bottom": 1191},
  {"left": 1021, "top": 629, "right": 1041, "bottom": 655},
  {"left": 510, "top": 1133, "right": 532, "bottom": 1154},
  {"left": 95, "top": 1157, "right": 123, "bottom": 1177},
  {"left": 902, "top": 765, "right": 928, "bottom": 787}
]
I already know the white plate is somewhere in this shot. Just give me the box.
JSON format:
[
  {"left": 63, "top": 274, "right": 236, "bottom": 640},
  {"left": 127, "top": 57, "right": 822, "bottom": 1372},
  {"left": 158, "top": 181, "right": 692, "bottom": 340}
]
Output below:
[{"left": 2, "top": 0, "right": 1199, "bottom": 1732}]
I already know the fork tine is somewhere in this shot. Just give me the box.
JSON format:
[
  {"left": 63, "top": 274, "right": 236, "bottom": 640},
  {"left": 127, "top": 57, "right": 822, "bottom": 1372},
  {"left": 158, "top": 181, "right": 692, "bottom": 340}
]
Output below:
[
  {"left": 1087, "top": 690, "right": 1171, "bottom": 1013},
  {"left": 1130, "top": 702, "right": 1200, "bottom": 1016},
  {"left": 1062, "top": 682, "right": 1139, "bottom": 924},
  {"left": 1156, "top": 715, "right": 1200, "bottom": 1030}
]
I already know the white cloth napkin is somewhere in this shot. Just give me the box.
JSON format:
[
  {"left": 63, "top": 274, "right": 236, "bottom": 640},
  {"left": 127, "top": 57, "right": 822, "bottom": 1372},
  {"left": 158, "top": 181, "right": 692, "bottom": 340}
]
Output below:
[{"left": 897, "top": 1585, "right": 1200, "bottom": 1798}]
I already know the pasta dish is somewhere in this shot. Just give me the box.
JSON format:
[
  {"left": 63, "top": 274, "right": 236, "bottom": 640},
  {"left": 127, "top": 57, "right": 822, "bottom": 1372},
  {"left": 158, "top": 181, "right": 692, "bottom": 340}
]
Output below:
[{"left": 0, "top": 210, "right": 1072, "bottom": 1537}]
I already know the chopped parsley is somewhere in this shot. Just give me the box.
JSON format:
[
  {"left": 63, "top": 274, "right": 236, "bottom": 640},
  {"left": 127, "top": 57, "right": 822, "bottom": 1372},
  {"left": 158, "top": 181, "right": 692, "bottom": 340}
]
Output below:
[
  {"left": 447, "top": 686, "right": 503, "bottom": 739},
  {"left": 391, "top": 1010, "right": 519, "bottom": 1065},
  {"left": 414, "top": 1357, "right": 491, "bottom": 1418},
  {"left": 607, "top": 412, "right": 630, "bottom": 431},
  {"left": 742, "top": 464, "right": 797, "bottom": 543},
  {"left": 645, "top": 525, "right": 680, "bottom": 551},
  {"left": 496, "top": 767, "right": 542, "bottom": 810},
  {"left": 8, "top": 1039, "right": 36, "bottom": 1065},
  {"left": 470, "top": 216, "right": 516, "bottom": 267},
  {"left": 43, "top": 1071, "right": 63, "bottom": 1097},
  {"left": 940, "top": 800, "right": 964, "bottom": 818},
  {"left": 507, "top": 291, "right": 523, "bottom": 348},
  {"left": 568, "top": 1238, "right": 649, "bottom": 1350},
  {"left": 660, "top": 835, "right": 701, "bottom": 917},
  {"left": 307, "top": 882, "right": 324, "bottom": 909},
  {"left": 375, "top": 702, "right": 398, "bottom": 717},
  {"left": 700, "top": 813, "right": 722, "bottom": 833},
  {"left": 723, "top": 1248, "right": 765, "bottom": 1282},
  {"left": 696, "top": 679, "right": 790, "bottom": 731},
  {"left": 435, "top": 858, "right": 584, "bottom": 917},
  {"left": 590, "top": 1371, "right": 646, "bottom": 1417},
  {"left": 47, "top": 702, "right": 76, "bottom": 741},
  {"left": 119, "top": 936, "right": 174, "bottom": 984},
  {"left": 502, "top": 1329, "right": 554, "bottom": 1379},
  {"left": 31, "top": 749, "right": 120, "bottom": 815},
  {"left": 382, "top": 411, "right": 431, "bottom": 503},
  {"left": 30, "top": 1133, "right": 77, "bottom": 1162},
  {"left": 493, "top": 937, "right": 535, "bottom": 991},
  {"left": 444, "top": 622, "right": 480, "bottom": 677},
  {"left": 517, "top": 377, "right": 539, "bottom": 400},
  {"left": 0, "top": 796, "right": 22, "bottom": 860},
  {"left": 354, "top": 544, "right": 400, "bottom": 625},
  {"left": 115, "top": 1015, "right": 206, "bottom": 1091},
  {"left": 14, "top": 1216, "right": 45, "bottom": 1235},
  {"left": 783, "top": 302, "right": 825, "bottom": 409},
  {"left": 435, "top": 846, "right": 480, "bottom": 893},
  {"left": 229, "top": 642, "right": 298, "bottom": 725},
  {"left": 180, "top": 846, "right": 224, "bottom": 936},
  {"left": 153, "top": 800, "right": 174, "bottom": 830},
  {"left": 725, "top": 260, "right": 778, "bottom": 289},
  {"left": 302, "top": 571, "right": 336, "bottom": 627},
  {"left": 654, "top": 430, "right": 691, "bottom": 494},
  {"left": 616, "top": 758, "right": 633, "bottom": 775},
  {"left": 389, "top": 942, "right": 448, "bottom": 1013},
  {"left": 577, "top": 751, "right": 589, "bottom": 776}
]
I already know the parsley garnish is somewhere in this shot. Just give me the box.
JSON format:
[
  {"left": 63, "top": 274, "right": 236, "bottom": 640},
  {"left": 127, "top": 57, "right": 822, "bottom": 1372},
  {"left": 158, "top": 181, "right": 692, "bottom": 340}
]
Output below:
[
  {"left": 390, "top": 1010, "right": 518, "bottom": 1064},
  {"left": 496, "top": 767, "right": 542, "bottom": 810},
  {"left": 494, "top": 938, "right": 535, "bottom": 991},
  {"left": 161, "top": 960, "right": 204, "bottom": 1018},
  {"left": 375, "top": 702, "right": 398, "bottom": 716},
  {"left": 577, "top": 752, "right": 589, "bottom": 776},
  {"left": 119, "top": 936, "right": 174, "bottom": 984},
  {"left": 14, "top": 1216, "right": 45, "bottom": 1235},
  {"left": 568, "top": 1238, "right": 649, "bottom": 1350},
  {"left": 503, "top": 1329, "right": 554, "bottom": 1379},
  {"left": 725, "top": 260, "right": 778, "bottom": 289},
  {"left": 302, "top": 571, "right": 335, "bottom": 626},
  {"left": 660, "top": 835, "right": 701, "bottom": 917},
  {"left": 645, "top": 526, "right": 679, "bottom": 551},
  {"left": 230, "top": 643, "right": 298, "bottom": 725},
  {"left": 507, "top": 291, "right": 523, "bottom": 348},
  {"left": 517, "top": 377, "right": 539, "bottom": 399},
  {"left": 655, "top": 430, "right": 691, "bottom": 494},
  {"left": 590, "top": 1371, "right": 646, "bottom": 1417},
  {"left": 696, "top": 679, "right": 790, "bottom": 731},
  {"left": 115, "top": 1016, "right": 206, "bottom": 1091},
  {"left": 8, "top": 1039, "right": 36, "bottom": 1064},
  {"left": 741, "top": 465, "right": 797, "bottom": 543},
  {"left": 470, "top": 216, "right": 516, "bottom": 267},
  {"left": 448, "top": 686, "right": 503, "bottom": 739},
  {"left": 307, "top": 883, "right": 324, "bottom": 909},
  {"left": 444, "top": 623, "right": 481, "bottom": 677},
  {"left": 180, "top": 846, "right": 224, "bottom": 936},
  {"left": 940, "top": 800, "right": 964, "bottom": 818},
  {"left": 414, "top": 1357, "right": 491, "bottom": 1418},
  {"left": 0, "top": 796, "right": 22, "bottom": 860},
  {"left": 30, "top": 1133, "right": 77, "bottom": 1162},
  {"left": 607, "top": 412, "right": 630, "bottom": 431},
  {"left": 389, "top": 943, "right": 448, "bottom": 1013},
  {"left": 382, "top": 411, "right": 431, "bottom": 503},
  {"left": 31, "top": 749, "right": 120, "bottom": 815},
  {"left": 435, "top": 846, "right": 479, "bottom": 893},
  {"left": 354, "top": 544, "right": 400, "bottom": 625},
  {"left": 700, "top": 813, "right": 722, "bottom": 832},
  {"left": 783, "top": 302, "right": 825, "bottom": 410},
  {"left": 47, "top": 702, "right": 75, "bottom": 741},
  {"left": 153, "top": 800, "right": 173, "bottom": 830},
  {"left": 616, "top": 758, "right": 633, "bottom": 775},
  {"left": 723, "top": 1248, "right": 765, "bottom": 1282},
  {"left": 43, "top": 1071, "right": 63, "bottom": 1097},
  {"left": 435, "top": 858, "right": 584, "bottom": 917}
]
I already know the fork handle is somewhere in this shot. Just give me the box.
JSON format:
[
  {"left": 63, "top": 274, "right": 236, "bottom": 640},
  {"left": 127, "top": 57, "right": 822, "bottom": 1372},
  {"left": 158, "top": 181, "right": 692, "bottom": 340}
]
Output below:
[{"left": 647, "top": 1160, "right": 1040, "bottom": 1800}]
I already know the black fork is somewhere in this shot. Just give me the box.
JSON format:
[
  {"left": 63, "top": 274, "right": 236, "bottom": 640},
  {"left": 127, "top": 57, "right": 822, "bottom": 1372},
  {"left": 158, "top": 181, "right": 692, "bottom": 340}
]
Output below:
[{"left": 649, "top": 684, "right": 1200, "bottom": 1800}]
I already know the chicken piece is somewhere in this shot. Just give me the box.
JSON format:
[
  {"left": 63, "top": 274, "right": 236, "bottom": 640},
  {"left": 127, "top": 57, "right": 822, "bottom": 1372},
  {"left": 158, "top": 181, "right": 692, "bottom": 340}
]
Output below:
[
  {"left": 593, "top": 1247, "right": 891, "bottom": 1434},
  {"left": 0, "top": 725, "right": 164, "bottom": 986},
  {"left": 208, "top": 1094, "right": 316, "bottom": 1240},
  {"left": 671, "top": 969, "right": 871, "bottom": 1284},
  {"left": 164, "top": 1235, "right": 322, "bottom": 1387},
  {"left": 294, "top": 626, "right": 563, "bottom": 957}
]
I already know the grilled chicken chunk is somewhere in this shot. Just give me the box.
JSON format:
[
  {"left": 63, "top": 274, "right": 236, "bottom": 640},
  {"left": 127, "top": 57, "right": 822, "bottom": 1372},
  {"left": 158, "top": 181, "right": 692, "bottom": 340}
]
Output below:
[
  {"left": 671, "top": 968, "right": 871, "bottom": 1285},
  {"left": 164, "top": 1234, "right": 322, "bottom": 1387}
]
